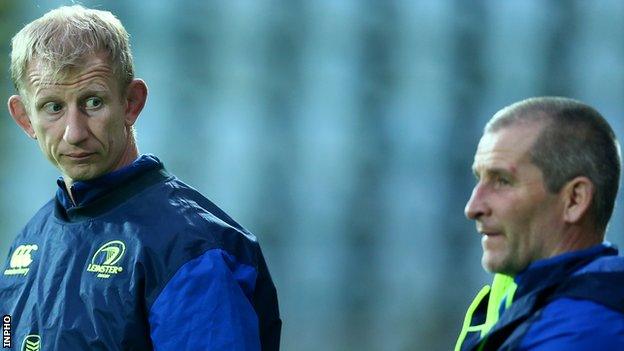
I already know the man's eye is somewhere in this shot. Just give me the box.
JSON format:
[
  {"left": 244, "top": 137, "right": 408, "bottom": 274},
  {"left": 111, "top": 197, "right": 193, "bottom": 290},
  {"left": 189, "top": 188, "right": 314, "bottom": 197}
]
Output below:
[
  {"left": 85, "top": 97, "right": 103, "bottom": 110},
  {"left": 495, "top": 177, "right": 511, "bottom": 186},
  {"left": 42, "top": 102, "right": 63, "bottom": 114}
]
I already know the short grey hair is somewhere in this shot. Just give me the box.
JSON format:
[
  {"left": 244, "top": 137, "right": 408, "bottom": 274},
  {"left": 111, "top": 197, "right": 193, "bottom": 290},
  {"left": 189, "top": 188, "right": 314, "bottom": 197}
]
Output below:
[
  {"left": 486, "top": 96, "right": 621, "bottom": 234},
  {"left": 9, "top": 5, "right": 134, "bottom": 97}
]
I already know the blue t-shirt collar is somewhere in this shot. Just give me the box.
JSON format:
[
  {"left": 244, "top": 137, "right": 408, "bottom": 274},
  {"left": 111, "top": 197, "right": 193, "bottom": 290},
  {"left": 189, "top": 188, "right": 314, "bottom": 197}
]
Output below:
[{"left": 56, "top": 154, "right": 163, "bottom": 209}]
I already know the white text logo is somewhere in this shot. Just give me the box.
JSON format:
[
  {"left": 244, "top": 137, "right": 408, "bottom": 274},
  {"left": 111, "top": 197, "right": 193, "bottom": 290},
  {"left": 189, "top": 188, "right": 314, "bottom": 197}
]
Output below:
[
  {"left": 4, "top": 245, "right": 38, "bottom": 276},
  {"left": 86, "top": 240, "right": 126, "bottom": 278}
]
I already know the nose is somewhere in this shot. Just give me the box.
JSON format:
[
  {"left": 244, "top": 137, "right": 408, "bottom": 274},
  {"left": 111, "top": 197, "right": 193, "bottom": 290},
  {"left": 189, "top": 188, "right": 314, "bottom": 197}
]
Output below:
[
  {"left": 63, "top": 105, "right": 90, "bottom": 145},
  {"left": 465, "top": 183, "right": 490, "bottom": 220}
]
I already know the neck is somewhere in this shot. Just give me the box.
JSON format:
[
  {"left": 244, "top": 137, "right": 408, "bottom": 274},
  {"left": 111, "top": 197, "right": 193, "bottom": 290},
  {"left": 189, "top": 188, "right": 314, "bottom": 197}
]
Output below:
[
  {"left": 64, "top": 182, "right": 77, "bottom": 206},
  {"left": 549, "top": 224, "right": 603, "bottom": 258},
  {"left": 63, "top": 135, "right": 139, "bottom": 205}
]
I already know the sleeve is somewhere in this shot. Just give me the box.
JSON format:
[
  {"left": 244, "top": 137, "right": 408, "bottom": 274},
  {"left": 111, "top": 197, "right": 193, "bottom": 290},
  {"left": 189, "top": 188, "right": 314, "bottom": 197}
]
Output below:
[
  {"left": 148, "top": 248, "right": 260, "bottom": 351},
  {"left": 518, "top": 298, "right": 624, "bottom": 351}
]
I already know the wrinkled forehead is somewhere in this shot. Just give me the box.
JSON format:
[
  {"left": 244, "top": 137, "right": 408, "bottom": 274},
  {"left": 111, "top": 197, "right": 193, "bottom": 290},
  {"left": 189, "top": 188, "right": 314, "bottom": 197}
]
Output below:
[
  {"left": 24, "top": 53, "right": 115, "bottom": 94},
  {"left": 473, "top": 123, "right": 543, "bottom": 167}
]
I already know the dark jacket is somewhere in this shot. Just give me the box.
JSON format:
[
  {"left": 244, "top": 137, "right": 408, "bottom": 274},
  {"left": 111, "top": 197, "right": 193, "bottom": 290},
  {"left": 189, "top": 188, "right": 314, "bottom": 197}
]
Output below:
[
  {"left": 0, "top": 155, "right": 281, "bottom": 350},
  {"left": 459, "top": 243, "right": 624, "bottom": 351}
]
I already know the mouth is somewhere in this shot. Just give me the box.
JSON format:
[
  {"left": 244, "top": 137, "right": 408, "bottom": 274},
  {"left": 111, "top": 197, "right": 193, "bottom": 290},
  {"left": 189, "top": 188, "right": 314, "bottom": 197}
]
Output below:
[
  {"left": 477, "top": 224, "right": 504, "bottom": 239},
  {"left": 64, "top": 152, "right": 95, "bottom": 161},
  {"left": 479, "top": 229, "right": 505, "bottom": 250},
  {"left": 476, "top": 223, "right": 502, "bottom": 236},
  {"left": 480, "top": 231, "right": 502, "bottom": 237}
]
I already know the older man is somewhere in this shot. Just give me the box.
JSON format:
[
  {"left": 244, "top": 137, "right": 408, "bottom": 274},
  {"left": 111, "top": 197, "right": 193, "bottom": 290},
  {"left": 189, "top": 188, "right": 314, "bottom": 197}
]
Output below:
[
  {"left": 1, "top": 5, "right": 280, "bottom": 350},
  {"left": 456, "top": 97, "right": 624, "bottom": 350}
]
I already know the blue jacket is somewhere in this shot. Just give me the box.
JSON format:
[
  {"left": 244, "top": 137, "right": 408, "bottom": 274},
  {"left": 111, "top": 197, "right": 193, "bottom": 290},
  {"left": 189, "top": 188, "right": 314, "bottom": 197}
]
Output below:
[
  {"left": 460, "top": 243, "right": 624, "bottom": 350},
  {"left": 0, "top": 155, "right": 281, "bottom": 350}
]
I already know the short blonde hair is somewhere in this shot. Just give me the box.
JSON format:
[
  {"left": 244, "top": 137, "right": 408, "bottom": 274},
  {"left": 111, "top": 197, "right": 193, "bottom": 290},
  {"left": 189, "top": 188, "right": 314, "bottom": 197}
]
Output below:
[{"left": 10, "top": 5, "right": 134, "bottom": 96}]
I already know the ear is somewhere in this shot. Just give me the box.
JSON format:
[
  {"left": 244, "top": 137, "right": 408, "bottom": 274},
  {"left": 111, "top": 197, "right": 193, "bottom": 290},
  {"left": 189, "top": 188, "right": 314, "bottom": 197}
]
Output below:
[
  {"left": 562, "top": 176, "right": 594, "bottom": 224},
  {"left": 8, "top": 95, "right": 37, "bottom": 139},
  {"left": 123, "top": 79, "right": 148, "bottom": 127}
]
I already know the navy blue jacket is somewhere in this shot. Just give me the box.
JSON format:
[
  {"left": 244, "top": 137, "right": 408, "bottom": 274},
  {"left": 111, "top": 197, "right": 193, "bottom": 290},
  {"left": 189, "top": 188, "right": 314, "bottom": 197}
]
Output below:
[
  {"left": 0, "top": 155, "right": 281, "bottom": 350},
  {"left": 462, "top": 243, "right": 624, "bottom": 350}
]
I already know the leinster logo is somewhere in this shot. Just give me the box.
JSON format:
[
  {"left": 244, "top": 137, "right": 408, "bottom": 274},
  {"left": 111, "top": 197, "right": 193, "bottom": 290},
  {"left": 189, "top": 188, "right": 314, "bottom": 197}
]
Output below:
[
  {"left": 21, "top": 334, "right": 40, "bottom": 351},
  {"left": 86, "top": 240, "right": 126, "bottom": 278},
  {"left": 4, "top": 244, "right": 38, "bottom": 276}
]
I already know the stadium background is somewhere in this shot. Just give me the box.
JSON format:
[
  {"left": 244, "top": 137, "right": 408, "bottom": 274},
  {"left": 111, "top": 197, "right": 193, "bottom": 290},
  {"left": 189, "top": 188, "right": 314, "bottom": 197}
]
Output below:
[{"left": 1, "top": 1, "right": 623, "bottom": 350}]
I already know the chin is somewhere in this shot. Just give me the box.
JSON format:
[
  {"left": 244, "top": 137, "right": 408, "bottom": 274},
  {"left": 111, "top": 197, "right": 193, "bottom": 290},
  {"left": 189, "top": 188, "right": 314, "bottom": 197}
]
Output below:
[
  {"left": 63, "top": 167, "right": 104, "bottom": 182},
  {"left": 482, "top": 254, "right": 507, "bottom": 274}
]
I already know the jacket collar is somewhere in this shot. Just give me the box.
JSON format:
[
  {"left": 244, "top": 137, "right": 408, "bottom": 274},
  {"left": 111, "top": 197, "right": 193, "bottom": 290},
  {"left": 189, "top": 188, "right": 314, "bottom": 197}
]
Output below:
[
  {"left": 513, "top": 243, "right": 618, "bottom": 300},
  {"left": 56, "top": 154, "right": 162, "bottom": 210}
]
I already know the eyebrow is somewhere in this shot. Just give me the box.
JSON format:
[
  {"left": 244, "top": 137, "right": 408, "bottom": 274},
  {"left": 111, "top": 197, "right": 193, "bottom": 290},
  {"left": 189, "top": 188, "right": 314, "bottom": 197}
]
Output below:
[
  {"left": 34, "top": 84, "right": 109, "bottom": 101},
  {"left": 472, "top": 167, "right": 515, "bottom": 179},
  {"left": 33, "top": 92, "right": 60, "bottom": 106}
]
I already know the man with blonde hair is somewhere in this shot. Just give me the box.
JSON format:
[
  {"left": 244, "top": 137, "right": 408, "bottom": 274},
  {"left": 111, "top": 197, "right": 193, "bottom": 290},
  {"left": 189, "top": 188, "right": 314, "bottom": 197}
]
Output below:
[{"left": 1, "top": 5, "right": 281, "bottom": 350}]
